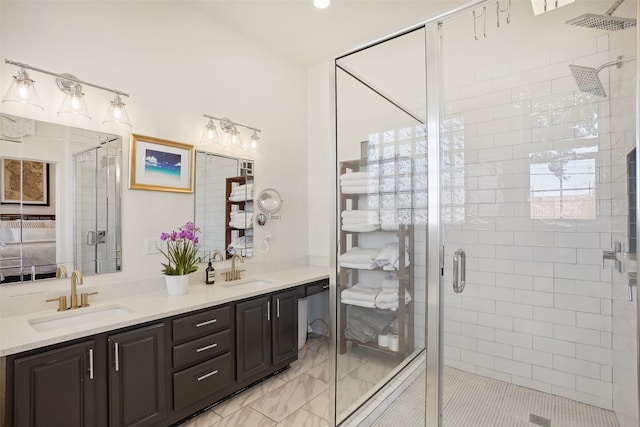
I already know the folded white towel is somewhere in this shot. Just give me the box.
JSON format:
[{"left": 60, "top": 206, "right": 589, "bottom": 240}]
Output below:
[
  {"left": 342, "top": 185, "right": 380, "bottom": 194},
  {"left": 341, "top": 180, "right": 379, "bottom": 188},
  {"left": 341, "top": 284, "right": 379, "bottom": 304},
  {"left": 381, "top": 223, "right": 401, "bottom": 231},
  {"left": 340, "top": 171, "right": 378, "bottom": 182},
  {"left": 339, "top": 247, "right": 379, "bottom": 264},
  {"left": 341, "top": 299, "right": 377, "bottom": 309},
  {"left": 342, "top": 210, "right": 379, "bottom": 218},
  {"left": 339, "top": 261, "right": 377, "bottom": 269},
  {"left": 375, "top": 243, "right": 410, "bottom": 270},
  {"left": 229, "top": 221, "right": 252, "bottom": 229},
  {"left": 342, "top": 223, "right": 380, "bottom": 232},
  {"left": 342, "top": 217, "right": 380, "bottom": 225},
  {"left": 375, "top": 290, "right": 412, "bottom": 311}
]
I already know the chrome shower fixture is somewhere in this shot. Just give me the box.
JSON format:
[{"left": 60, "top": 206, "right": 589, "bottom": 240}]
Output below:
[
  {"left": 569, "top": 55, "right": 635, "bottom": 97},
  {"left": 566, "top": 0, "right": 636, "bottom": 31}
]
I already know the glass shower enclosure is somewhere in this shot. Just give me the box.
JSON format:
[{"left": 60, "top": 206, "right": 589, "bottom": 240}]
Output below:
[{"left": 333, "top": 0, "right": 638, "bottom": 425}]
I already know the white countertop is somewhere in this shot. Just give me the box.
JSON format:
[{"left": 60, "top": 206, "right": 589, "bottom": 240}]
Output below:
[{"left": 0, "top": 266, "right": 329, "bottom": 357}]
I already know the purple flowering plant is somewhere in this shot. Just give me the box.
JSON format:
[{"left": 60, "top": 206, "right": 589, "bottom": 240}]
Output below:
[{"left": 159, "top": 221, "right": 202, "bottom": 276}]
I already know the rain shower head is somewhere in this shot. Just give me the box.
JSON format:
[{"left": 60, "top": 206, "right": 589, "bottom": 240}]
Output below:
[
  {"left": 568, "top": 64, "right": 607, "bottom": 97},
  {"left": 566, "top": 0, "right": 636, "bottom": 31},
  {"left": 569, "top": 55, "right": 635, "bottom": 97},
  {"left": 566, "top": 13, "right": 636, "bottom": 31}
]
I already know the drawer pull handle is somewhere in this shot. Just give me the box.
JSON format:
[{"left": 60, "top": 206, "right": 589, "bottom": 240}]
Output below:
[
  {"left": 322, "top": 284, "right": 329, "bottom": 289},
  {"left": 196, "top": 343, "right": 218, "bottom": 353},
  {"left": 196, "top": 319, "right": 217, "bottom": 327},
  {"left": 89, "top": 348, "right": 94, "bottom": 380},
  {"left": 114, "top": 342, "right": 120, "bottom": 372},
  {"left": 197, "top": 369, "right": 218, "bottom": 381}
]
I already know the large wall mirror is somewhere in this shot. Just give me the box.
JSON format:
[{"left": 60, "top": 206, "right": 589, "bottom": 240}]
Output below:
[
  {"left": 0, "top": 114, "right": 122, "bottom": 284},
  {"left": 194, "top": 151, "right": 253, "bottom": 261}
]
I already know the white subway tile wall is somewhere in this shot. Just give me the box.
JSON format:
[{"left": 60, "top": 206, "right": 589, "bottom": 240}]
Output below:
[{"left": 442, "top": 15, "right": 637, "bottom": 418}]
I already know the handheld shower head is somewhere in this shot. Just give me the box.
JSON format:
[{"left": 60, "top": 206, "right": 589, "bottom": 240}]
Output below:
[
  {"left": 569, "top": 56, "right": 636, "bottom": 97},
  {"left": 566, "top": 0, "right": 636, "bottom": 31}
]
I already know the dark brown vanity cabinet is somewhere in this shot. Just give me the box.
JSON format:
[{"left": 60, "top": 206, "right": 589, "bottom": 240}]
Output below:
[
  {"left": 236, "top": 295, "right": 271, "bottom": 382},
  {"left": 169, "top": 305, "right": 235, "bottom": 424},
  {"left": 236, "top": 288, "right": 298, "bottom": 383},
  {"left": 4, "top": 280, "right": 320, "bottom": 427},
  {"left": 108, "top": 323, "right": 166, "bottom": 427},
  {"left": 11, "top": 339, "right": 100, "bottom": 427},
  {"left": 271, "top": 289, "right": 298, "bottom": 365}
]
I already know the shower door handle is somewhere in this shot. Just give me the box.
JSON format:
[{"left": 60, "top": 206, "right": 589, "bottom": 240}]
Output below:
[{"left": 453, "top": 249, "right": 466, "bottom": 293}]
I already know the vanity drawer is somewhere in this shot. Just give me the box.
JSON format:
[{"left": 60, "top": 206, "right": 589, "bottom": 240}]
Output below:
[
  {"left": 173, "top": 330, "right": 230, "bottom": 370},
  {"left": 173, "top": 352, "right": 233, "bottom": 410},
  {"left": 306, "top": 278, "right": 330, "bottom": 296},
  {"left": 173, "top": 305, "right": 230, "bottom": 342}
]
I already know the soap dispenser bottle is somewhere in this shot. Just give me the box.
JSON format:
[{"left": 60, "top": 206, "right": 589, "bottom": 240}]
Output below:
[{"left": 205, "top": 256, "right": 215, "bottom": 285}]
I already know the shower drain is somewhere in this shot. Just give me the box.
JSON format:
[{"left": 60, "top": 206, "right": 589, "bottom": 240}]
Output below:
[{"left": 529, "top": 414, "right": 551, "bottom": 427}]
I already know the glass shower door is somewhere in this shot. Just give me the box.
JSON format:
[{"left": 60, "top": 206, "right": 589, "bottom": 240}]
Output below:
[
  {"left": 437, "top": 1, "right": 637, "bottom": 426},
  {"left": 334, "top": 27, "right": 428, "bottom": 424}
]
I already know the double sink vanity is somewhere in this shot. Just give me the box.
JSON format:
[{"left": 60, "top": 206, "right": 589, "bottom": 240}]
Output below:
[{"left": 0, "top": 266, "right": 329, "bottom": 427}]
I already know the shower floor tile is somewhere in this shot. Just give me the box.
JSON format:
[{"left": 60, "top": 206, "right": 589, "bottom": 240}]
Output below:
[{"left": 370, "top": 366, "right": 620, "bottom": 427}]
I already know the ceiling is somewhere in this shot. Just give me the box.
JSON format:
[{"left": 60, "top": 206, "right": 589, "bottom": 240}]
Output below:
[{"left": 195, "top": 0, "right": 468, "bottom": 67}]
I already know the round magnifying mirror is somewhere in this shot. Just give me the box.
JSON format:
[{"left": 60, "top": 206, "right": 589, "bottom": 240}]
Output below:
[{"left": 257, "top": 188, "right": 283, "bottom": 216}]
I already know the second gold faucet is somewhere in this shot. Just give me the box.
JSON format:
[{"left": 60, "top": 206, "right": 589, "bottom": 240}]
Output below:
[
  {"left": 225, "top": 254, "right": 244, "bottom": 281},
  {"left": 70, "top": 270, "right": 83, "bottom": 309}
]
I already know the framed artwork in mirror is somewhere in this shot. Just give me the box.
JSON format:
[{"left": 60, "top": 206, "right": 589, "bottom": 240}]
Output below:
[
  {"left": 129, "top": 133, "right": 194, "bottom": 193},
  {"left": 1, "top": 158, "right": 50, "bottom": 205}
]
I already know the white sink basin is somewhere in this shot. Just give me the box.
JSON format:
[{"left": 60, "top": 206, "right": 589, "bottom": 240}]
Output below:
[
  {"left": 29, "top": 305, "right": 135, "bottom": 332},
  {"left": 223, "top": 279, "right": 272, "bottom": 291}
]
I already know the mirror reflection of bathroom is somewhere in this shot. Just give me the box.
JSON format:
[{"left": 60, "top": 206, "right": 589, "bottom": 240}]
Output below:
[{"left": 194, "top": 151, "right": 254, "bottom": 261}]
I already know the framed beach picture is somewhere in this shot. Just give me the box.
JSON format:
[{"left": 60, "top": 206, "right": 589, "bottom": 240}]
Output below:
[
  {"left": 1, "top": 158, "right": 50, "bottom": 205},
  {"left": 129, "top": 134, "right": 195, "bottom": 193}
]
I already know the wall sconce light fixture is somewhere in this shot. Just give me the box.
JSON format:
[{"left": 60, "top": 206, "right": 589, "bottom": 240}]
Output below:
[
  {"left": 2, "top": 59, "right": 132, "bottom": 127},
  {"left": 202, "top": 114, "right": 262, "bottom": 153}
]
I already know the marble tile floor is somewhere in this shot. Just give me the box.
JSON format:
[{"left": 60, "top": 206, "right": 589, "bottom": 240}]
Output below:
[{"left": 180, "top": 337, "right": 401, "bottom": 427}]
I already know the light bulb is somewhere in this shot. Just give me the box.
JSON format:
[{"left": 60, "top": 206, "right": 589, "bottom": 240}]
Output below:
[
  {"left": 112, "top": 106, "right": 122, "bottom": 120},
  {"left": 17, "top": 83, "right": 29, "bottom": 100},
  {"left": 314, "top": 0, "right": 329, "bottom": 8},
  {"left": 71, "top": 95, "right": 82, "bottom": 111}
]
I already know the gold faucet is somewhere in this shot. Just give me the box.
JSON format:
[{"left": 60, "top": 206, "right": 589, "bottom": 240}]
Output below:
[
  {"left": 70, "top": 270, "right": 83, "bottom": 309},
  {"left": 212, "top": 251, "right": 224, "bottom": 261},
  {"left": 56, "top": 265, "right": 68, "bottom": 278},
  {"left": 226, "top": 253, "right": 244, "bottom": 281}
]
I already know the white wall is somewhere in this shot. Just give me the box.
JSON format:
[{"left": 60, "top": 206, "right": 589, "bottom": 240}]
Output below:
[{"left": 0, "top": 1, "right": 310, "bottom": 284}]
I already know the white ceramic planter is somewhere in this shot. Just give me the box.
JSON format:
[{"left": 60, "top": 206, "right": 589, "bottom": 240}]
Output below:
[{"left": 164, "top": 274, "right": 190, "bottom": 296}]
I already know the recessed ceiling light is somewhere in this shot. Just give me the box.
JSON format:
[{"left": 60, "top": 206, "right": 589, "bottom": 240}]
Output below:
[{"left": 314, "top": 0, "right": 330, "bottom": 9}]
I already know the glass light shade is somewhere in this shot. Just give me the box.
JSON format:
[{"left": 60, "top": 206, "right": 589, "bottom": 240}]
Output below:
[
  {"left": 248, "top": 131, "right": 262, "bottom": 153},
  {"left": 229, "top": 128, "right": 244, "bottom": 151},
  {"left": 2, "top": 69, "right": 44, "bottom": 110},
  {"left": 58, "top": 83, "right": 91, "bottom": 119},
  {"left": 201, "top": 119, "right": 219, "bottom": 144},
  {"left": 314, "top": 0, "right": 330, "bottom": 8},
  {"left": 103, "top": 94, "right": 131, "bottom": 127}
]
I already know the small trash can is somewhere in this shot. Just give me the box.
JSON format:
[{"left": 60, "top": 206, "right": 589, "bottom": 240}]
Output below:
[{"left": 298, "top": 297, "right": 308, "bottom": 350}]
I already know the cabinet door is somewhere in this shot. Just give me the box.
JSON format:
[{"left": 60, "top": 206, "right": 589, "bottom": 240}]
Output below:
[
  {"left": 109, "top": 323, "right": 166, "bottom": 427},
  {"left": 13, "top": 340, "right": 97, "bottom": 427},
  {"left": 272, "top": 289, "right": 298, "bottom": 365},
  {"left": 236, "top": 296, "right": 270, "bottom": 382}
]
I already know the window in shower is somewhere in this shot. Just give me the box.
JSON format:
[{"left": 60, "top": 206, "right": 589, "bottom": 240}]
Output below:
[{"left": 529, "top": 147, "right": 597, "bottom": 219}]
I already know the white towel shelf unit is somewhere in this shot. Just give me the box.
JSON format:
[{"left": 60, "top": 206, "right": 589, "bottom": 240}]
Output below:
[
  {"left": 338, "top": 159, "right": 415, "bottom": 359},
  {"left": 225, "top": 176, "right": 252, "bottom": 260}
]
